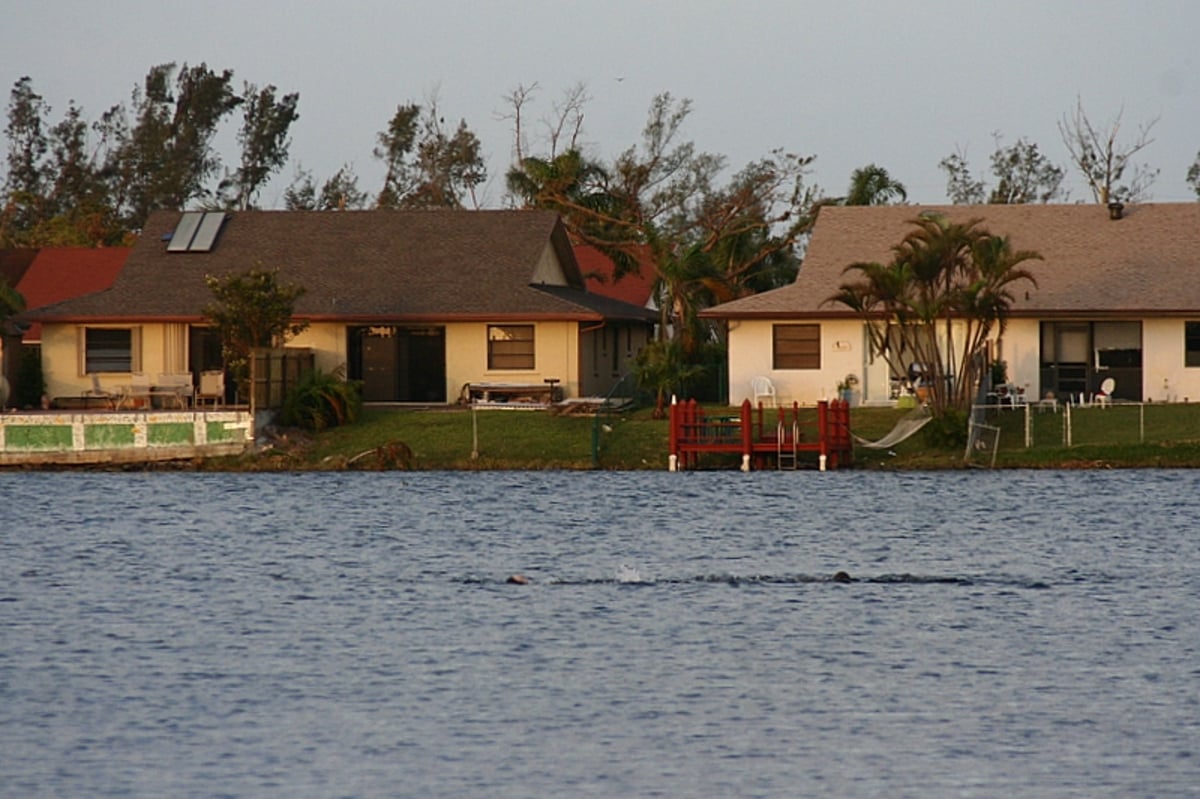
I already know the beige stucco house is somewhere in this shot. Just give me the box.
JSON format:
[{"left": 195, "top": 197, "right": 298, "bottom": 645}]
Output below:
[
  {"left": 29, "top": 209, "right": 655, "bottom": 405},
  {"left": 703, "top": 203, "right": 1200, "bottom": 407}
]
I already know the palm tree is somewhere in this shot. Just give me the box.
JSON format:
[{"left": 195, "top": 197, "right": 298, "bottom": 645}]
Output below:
[
  {"left": 829, "top": 213, "right": 1039, "bottom": 416},
  {"left": 844, "top": 164, "right": 908, "bottom": 206}
]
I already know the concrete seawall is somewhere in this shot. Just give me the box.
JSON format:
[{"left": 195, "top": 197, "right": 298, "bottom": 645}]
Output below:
[{"left": 0, "top": 409, "right": 254, "bottom": 466}]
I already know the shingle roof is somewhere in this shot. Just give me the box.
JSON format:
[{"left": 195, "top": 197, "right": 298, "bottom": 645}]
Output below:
[
  {"left": 703, "top": 203, "right": 1200, "bottom": 319},
  {"left": 32, "top": 209, "right": 653, "bottom": 323}
]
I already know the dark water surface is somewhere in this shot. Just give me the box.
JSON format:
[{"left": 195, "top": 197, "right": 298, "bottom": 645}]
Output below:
[{"left": 2, "top": 469, "right": 1198, "bottom": 797}]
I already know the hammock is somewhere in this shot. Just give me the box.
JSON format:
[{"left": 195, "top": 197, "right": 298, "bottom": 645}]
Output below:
[{"left": 853, "top": 405, "right": 932, "bottom": 449}]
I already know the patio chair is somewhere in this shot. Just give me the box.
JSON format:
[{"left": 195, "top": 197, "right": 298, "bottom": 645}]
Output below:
[
  {"left": 84, "top": 373, "right": 117, "bottom": 409},
  {"left": 154, "top": 373, "right": 194, "bottom": 409},
  {"left": 751, "top": 376, "right": 777, "bottom": 407},
  {"left": 1094, "top": 377, "right": 1115, "bottom": 408},
  {"left": 116, "top": 373, "right": 151, "bottom": 410}
]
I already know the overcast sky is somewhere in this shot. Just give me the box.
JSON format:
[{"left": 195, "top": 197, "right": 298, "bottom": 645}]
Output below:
[{"left": 5, "top": 0, "right": 1198, "bottom": 208}]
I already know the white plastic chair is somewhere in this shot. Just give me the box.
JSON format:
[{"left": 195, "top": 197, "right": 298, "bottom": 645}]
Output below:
[
  {"left": 1095, "top": 377, "right": 1115, "bottom": 408},
  {"left": 751, "top": 376, "right": 776, "bottom": 407}
]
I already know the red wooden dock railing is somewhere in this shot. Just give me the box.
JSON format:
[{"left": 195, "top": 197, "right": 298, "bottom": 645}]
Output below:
[{"left": 668, "top": 398, "right": 852, "bottom": 471}]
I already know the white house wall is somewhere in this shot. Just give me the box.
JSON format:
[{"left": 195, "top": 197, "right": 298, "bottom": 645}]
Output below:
[
  {"left": 289, "top": 324, "right": 347, "bottom": 374},
  {"left": 729, "top": 318, "right": 1024, "bottom": 406},
  {"left": 997, "top": 318, "right": 1041, "bottom": 401},
  {"left": 727, "top": 318, "right": 867, "bottom": 405},
  {"left": 1144, "top": 319, "right": 1200, "bottom": 402}
]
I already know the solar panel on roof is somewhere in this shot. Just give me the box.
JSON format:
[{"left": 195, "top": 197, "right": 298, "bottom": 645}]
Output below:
[
  {"left": 166, "top": 212, "right": 204, "bottom": 252},
  {"left": 189, "top": 212, "right": 226, "bottom": 252}
]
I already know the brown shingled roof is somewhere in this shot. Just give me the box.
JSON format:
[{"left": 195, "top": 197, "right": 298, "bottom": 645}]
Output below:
[
  {"left": 702, "top": 203, "right": 1200, "bottom": 319},
  {"left": 33, "top": 209, "right": 653, "bottom": 323}
]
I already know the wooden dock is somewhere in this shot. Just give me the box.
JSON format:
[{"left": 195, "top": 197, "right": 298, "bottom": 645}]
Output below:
[{"left": 668, "top": 399, "right": 852, "bottom": 471}]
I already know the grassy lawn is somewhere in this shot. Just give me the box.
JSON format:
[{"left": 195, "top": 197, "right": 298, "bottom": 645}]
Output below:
[
  {"left": 212, "top": 401, "right": 1200, "bottom": 471},
  {"left": 236, "top": 405, "right": 672, "bottom": 471}
]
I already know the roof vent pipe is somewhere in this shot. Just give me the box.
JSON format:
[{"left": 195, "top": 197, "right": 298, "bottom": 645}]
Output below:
[{"left": 1108, "top": 201, "right": 1125, "bottom": 220}]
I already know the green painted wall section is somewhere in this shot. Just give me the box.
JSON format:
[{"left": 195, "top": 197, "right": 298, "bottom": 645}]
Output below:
[
  {"left": 5, "top": 425, "right": 73, "bottom": 450},
  {"left": 206, "top": 421, "right": 236, "bottom": 443},
  {"left": 85, "top": 424, "right": 136, "bottom": 449},
  {"left": 148, "top": 423, "right": 195, "bottom": 446}
]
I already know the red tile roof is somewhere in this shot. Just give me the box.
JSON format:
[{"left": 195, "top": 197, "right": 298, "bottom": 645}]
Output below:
[
  {"left": 15, "top": 247, "right": 128, "bottom": 341},
  {"left": 702, "top": 203, "right": 1200, "bottom": 319},
  {"left": 574, "top": 243, "right": 656, "bottom": 308}
]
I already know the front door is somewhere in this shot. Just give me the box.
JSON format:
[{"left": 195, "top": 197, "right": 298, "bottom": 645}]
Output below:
[{"left": 349, "top": 326, "right": 446, "bottom": 403}]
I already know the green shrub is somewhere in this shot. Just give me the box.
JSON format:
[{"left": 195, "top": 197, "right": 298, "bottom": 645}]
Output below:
[
  {"left": 279, "top": 366, "right": 363, "bottom": 431},
  {"left": 923, "top": 408, "right": 969, "bottom": 449}
]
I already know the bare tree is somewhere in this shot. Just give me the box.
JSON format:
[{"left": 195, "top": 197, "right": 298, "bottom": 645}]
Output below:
[
  {"left": 1058, "top": 98, "right": 1159, "bottom": 204},
  {"left": 500, "top": 82, "right": 588, "bottom": 167}
]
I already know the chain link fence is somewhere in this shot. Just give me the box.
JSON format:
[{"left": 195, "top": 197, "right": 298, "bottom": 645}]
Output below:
[{"left": 966, "top": 400, "right": 1194, "bottom": 466}]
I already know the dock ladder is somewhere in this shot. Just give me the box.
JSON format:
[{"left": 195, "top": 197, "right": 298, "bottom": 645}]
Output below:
[{"left": 776, "top": 419, "right": 799, "bottom": 470}]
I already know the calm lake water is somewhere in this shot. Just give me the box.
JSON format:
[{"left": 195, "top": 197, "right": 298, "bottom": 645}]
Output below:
[{"left": 2, "top": 469, "right": 1198, "bottom": 798}]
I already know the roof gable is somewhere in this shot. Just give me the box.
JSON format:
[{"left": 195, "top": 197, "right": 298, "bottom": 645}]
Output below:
[{"left": 704, "top": 203, "right": 1200, "bottom": 318}]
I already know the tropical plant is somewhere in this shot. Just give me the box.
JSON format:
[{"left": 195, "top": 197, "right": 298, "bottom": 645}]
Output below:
[
  {"left": 829, "top": 213, "right": 1040, "bottom": 416},
  {"left": 633, "top": 339, "right": 705, "bottom": 418},
  {"left": 844, "top": 164, "right": 907, "bottom": 205},
  {"left": 202, "top": 268, "right": 308, "bottom": 401},
  {"left": 279, "top": 365, "right": 362, "bottom": 431}
]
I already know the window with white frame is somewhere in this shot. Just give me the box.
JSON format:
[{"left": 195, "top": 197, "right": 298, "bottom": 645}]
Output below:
[{"left": 488, "top": 324, "right": 535, "bottom": 370}]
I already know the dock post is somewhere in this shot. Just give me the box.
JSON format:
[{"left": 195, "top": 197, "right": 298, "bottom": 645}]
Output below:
[
  {"left": 741, "top": 399, "right": 753, "bottom": 471},
  {"left": 668, "top": 400, "right": 678, "bottom": 471}
]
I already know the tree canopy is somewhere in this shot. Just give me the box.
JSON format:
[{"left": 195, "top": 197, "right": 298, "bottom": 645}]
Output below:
[
  {"left": 939, "top": 135, "right": 1065, "bottom": 205},
  {"left": 202, "top": 268, "right": 308, "bottom": 401},
  {"left": 506, "top": 88, "right": 817, "bottom": 353}
]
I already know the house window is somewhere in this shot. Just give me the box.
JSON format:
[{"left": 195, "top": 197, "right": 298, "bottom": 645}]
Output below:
[
  {"left": 1187, "top": 322, "right": 1200, "bottom": 367},
  {"left": 773, "top": 324, "right": 821, "bottom": 369},
  {"left": 83, "top": 327, "right": 139, "bottom": 373},
  {"left": 488, "top": 325, "right": 535, "bottom": 370}
]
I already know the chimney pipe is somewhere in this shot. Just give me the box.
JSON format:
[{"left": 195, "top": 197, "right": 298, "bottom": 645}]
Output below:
[{"left": 1108, "top": 201, "right": 1125, "bottom": 220}]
